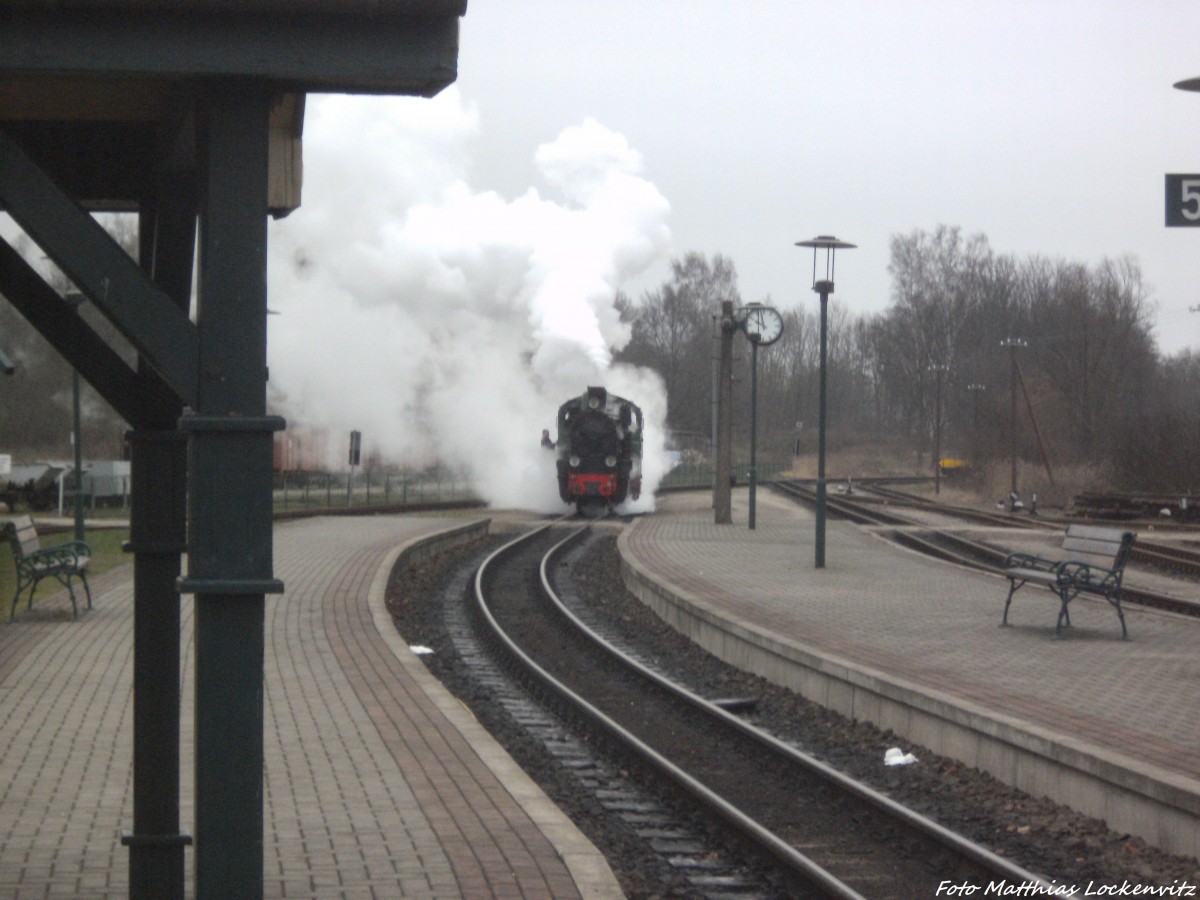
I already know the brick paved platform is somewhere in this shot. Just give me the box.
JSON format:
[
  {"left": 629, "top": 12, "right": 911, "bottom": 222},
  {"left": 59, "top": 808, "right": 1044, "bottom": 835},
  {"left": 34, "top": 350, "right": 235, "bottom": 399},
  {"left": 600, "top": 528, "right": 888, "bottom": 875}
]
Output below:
[
  {"left": 619, "top": 488, "right": 1200, "bottom": 860},
  {"left": 0, "top": 514, "right": 620, "bottom": 898}
]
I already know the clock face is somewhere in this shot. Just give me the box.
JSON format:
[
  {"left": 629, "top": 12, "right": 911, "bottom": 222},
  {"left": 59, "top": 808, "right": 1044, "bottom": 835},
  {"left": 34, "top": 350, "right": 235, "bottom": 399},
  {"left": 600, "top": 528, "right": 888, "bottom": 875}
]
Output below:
[{"left": 744, "top": 306, "right": 784, "bottom": 345}]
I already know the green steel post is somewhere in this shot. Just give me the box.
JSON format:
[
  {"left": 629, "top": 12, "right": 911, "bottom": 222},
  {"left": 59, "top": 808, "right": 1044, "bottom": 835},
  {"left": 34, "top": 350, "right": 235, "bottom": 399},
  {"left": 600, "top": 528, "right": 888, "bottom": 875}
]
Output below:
[
  {"left": 72, "top": 368, "right": 84, "bottom": 542},
  {"left": 123, "top": 186, "right": 197, "bottom": 900},
  {"left": 125, "top": 429, "right": 190, "bottom": 898},
  {"left": 749, "top": 340, "right": 758, "bottom": 530},
  {"left": 181, "top": 86, "right": 283, "bottom": 900},
  {"left": 815, "top": 284, "right": 830, "bottom": 569}
]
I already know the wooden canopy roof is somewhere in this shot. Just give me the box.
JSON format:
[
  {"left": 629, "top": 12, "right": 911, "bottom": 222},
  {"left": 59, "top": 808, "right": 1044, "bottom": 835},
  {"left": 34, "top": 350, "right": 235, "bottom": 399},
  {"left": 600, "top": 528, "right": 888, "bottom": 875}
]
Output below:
[{"left": 0, "top": 0, "right": 466, "bottom": 212}]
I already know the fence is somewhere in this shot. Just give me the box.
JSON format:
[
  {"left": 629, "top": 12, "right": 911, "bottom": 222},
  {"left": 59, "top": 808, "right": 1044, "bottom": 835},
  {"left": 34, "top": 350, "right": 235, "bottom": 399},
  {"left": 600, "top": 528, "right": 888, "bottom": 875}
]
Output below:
[{"left": 273, "top": 470, "right": 479, "bottom": 513}]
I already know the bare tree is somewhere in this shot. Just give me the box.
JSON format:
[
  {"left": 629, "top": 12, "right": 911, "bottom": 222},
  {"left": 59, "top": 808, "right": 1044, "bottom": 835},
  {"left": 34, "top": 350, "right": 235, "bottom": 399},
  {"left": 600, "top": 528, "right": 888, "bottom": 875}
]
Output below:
[{"left": 617, "top": 252, "right": 740, "bottom": 436}]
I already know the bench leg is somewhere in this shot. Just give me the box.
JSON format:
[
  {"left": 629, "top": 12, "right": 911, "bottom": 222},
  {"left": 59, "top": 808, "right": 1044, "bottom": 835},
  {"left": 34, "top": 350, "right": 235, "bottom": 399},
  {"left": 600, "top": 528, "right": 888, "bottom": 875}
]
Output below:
[
  {"left": 64, "top": 580, "right": 78, "bottom": 621},
  {"left": 1002, "top": 580, "right": 1019, "bottom": 626},
  {"left": 1054, "top": 590, "right": 1072, "bottom": 640},
  {"left": 1109, "top": 593, "right": 1129, "bottom": 640},
  {"left": 11, "top": 570, "right": 35, "bottom": 621}
]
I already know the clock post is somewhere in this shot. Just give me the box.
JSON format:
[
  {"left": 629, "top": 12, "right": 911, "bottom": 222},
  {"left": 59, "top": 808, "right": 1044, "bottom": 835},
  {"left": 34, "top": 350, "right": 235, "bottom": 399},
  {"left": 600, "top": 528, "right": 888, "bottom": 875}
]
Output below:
[{"left": 737, "top": 303, "right": 784, "bottom": 530}]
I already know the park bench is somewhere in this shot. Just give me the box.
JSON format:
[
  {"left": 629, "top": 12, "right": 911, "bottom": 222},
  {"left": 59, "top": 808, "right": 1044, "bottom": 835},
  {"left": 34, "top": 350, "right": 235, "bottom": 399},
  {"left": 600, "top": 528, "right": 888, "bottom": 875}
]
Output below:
[
  {"left": 3, "top": 515, "right": 91, "bottom": 621},
  {"left": 1001, "top": 524, "right": 1136, "bottom": 640}
]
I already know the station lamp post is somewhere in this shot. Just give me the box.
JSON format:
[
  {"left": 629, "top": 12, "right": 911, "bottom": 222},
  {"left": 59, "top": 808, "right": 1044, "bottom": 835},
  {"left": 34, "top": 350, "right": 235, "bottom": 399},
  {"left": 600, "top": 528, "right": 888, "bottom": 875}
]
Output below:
[
  {"left": 65, "top": 291, "right": 85, "bottom": 543},
  {"left": 795, "top": 235, "right": 855, "bottom": 568},
  {"left": 1000, "top": 337, "right": 1027, "bottom": 504},
  {"left": 929, "top": 363, "right": 948, "bottom": 495},
  {"left": 966, "top": 383, "right": 985, "bottom": 468}
]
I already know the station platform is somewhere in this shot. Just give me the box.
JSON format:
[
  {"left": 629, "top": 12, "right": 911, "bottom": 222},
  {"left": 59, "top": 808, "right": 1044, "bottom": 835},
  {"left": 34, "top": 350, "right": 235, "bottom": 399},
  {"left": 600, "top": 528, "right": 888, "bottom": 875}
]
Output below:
[
  {"left": 0, "top": 513, "right": 621, "bottom": 899},
  {"left": 618, "top": 488, "right": 1200, "bottom": 861}
]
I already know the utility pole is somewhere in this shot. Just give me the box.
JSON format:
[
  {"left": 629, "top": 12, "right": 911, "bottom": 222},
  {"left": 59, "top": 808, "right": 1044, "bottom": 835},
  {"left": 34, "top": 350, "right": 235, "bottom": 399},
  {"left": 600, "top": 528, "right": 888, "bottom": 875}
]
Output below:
[
  {"left": 710, "top": 313, "right": 719, "bottom": 499},
  {"left": 929, "top": 364, "right": 948, "bottom": 494},
  {"left": 1000, "top": 338, "right": 1027, "bottom": 499},
  {"left": 967, "top": 383, "right": 985, "bottom": 468},
  {"left": 714, "top": 300, "right": 734, "bottom": 524}
]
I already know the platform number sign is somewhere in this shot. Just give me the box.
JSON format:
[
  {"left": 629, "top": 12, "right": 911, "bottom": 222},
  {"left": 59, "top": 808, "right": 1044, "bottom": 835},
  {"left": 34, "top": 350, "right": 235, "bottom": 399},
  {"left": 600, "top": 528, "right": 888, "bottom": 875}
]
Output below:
[{"left": 1165, "top": 174, "right": 1200, "bottom": 226}]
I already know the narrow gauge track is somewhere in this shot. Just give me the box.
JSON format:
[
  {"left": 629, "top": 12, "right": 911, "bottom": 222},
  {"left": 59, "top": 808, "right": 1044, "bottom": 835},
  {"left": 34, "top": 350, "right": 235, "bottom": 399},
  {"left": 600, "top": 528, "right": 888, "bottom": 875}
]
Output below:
[
  {"left": 473, "top": 523, "right": 1050, "bottom": 899},
  {"left": 837, "top": 481, "right": 1200, "bottom": 582},
  {"left": 774, "top": 481, "right": 1200, "bottom": 617},
  {"left": 856, "top": 482, "right": 1200, "bottom": 574}
]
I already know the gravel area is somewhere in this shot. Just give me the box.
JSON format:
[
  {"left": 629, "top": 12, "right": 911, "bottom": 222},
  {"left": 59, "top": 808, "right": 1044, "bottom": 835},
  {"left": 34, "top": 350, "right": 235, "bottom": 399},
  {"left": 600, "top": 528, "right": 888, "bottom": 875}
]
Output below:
[{"left": 388, "top": 528, "right": 1200, "bottom": 897}]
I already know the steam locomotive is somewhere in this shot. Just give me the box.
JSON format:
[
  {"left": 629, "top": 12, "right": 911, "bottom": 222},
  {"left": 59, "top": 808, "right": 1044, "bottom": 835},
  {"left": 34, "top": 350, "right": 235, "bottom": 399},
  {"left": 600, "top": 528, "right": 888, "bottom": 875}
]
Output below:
[{"left": 555, "top": 387, "right": 643, "bottom": 514}]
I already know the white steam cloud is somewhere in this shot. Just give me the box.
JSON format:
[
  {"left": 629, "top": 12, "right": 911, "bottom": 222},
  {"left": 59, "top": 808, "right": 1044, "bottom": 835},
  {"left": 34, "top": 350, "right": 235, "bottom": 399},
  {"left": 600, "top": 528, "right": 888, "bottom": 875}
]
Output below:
[{"left": 267, "top": 92, "right": 672, "bottom": 512}]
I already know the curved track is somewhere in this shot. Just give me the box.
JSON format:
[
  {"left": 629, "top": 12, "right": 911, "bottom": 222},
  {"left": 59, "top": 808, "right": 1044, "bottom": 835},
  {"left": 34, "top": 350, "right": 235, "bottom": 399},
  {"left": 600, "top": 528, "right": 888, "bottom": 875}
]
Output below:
[
  {"left": 472, "top": 523, "right": 1051, "bottom": 898},
  {"left": 775, "top": 480, "right": 1200, "bottom": 617}
]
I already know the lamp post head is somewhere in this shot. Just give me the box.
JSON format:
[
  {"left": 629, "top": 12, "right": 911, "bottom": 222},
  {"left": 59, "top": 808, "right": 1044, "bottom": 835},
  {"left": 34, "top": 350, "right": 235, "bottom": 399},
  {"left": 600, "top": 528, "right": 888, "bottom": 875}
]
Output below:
[
  {"left": 1174, "top": 77, "right": 1200, "bottom": 92},
  {"left": 795, "top": 235, "right": 856, "bottom": 294}
]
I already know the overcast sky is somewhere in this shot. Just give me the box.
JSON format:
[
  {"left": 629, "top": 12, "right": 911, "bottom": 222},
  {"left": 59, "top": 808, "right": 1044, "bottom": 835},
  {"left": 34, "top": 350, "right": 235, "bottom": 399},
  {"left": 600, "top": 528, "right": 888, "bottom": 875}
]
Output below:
[{"left": 446, "top": 0, "right": 1200, "bottom": 354}]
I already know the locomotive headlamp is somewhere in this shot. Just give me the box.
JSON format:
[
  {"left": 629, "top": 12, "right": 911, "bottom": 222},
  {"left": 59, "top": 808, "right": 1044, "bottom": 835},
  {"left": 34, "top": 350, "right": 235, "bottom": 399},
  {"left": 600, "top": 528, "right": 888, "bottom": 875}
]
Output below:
[
  {"left": 588, "top": 397, "right": 600, "bottom": 409},
  {"left": 569, "top": 455, "right": 580, "bottom": 467},
  {"left": 605, "top": 455, "right": 617, "bottom": 467}
]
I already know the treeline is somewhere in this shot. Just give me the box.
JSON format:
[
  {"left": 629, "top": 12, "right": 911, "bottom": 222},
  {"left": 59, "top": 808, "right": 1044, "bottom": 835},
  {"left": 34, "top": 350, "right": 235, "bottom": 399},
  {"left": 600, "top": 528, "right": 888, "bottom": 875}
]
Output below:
[
  {"left": 616, "top": 226, "right": 1198, "bottom": 493},
  {"left": 3, "top": 221, "right": 1196, "bottom": 494}
]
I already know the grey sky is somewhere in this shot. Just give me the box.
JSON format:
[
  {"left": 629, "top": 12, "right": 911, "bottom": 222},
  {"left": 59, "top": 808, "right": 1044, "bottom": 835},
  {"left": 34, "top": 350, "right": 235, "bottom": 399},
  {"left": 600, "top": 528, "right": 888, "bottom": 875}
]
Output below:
[{"left": 453, "top": 1, "right": 1200, "bottom": 353}]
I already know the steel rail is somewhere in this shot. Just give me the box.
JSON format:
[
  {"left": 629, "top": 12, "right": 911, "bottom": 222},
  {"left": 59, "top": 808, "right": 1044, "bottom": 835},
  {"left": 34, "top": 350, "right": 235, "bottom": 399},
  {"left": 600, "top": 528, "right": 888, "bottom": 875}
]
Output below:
[
  {"left": 773, "top": 481, "right": 1200, "bottom": 617},
  {"left": 856, "top": 482, "right": 1200, "bottom": 573},
  {"left": 535, "top": 528, "right": 1051, "bottom": 892},
  {"left": 473, "top": 525, "right": 866, "bottom": 899},
  {"left": 473, "top": 524, "right": 1051, "bottom": 897}
]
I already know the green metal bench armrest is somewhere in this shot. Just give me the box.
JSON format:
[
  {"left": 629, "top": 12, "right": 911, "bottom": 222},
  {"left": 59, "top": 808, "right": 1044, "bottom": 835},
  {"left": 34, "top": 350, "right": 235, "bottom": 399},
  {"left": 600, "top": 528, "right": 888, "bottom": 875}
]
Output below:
[
  {"left": 1057, "top": 560, "right": 1119, "bottom": 590},
  {"left": 1004, "top": 552, "right": 1059, "bottom": 573},
  {"left": 26, "top": 542, "right": 90, "bottom": 568}
]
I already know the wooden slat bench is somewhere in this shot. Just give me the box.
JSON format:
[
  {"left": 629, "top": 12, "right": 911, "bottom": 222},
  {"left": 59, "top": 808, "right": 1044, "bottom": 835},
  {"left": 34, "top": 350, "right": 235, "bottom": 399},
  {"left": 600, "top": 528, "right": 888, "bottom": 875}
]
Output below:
[
  {"left": 3, "top": 515, "right": 91, "bottom": 621},
  {"left": 1002, "top": 523, "right": 1136, "bottom": 640}
]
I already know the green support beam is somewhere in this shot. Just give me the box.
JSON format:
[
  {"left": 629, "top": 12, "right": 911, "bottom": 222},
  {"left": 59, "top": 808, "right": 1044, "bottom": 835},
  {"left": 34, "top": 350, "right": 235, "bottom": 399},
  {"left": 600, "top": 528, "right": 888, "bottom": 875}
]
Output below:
[
  {"left": 0, "top": 129, "right": 199, "bottom": 405},
  {"left": 0, "top": 236, "right": 176, "bottom": 426}
]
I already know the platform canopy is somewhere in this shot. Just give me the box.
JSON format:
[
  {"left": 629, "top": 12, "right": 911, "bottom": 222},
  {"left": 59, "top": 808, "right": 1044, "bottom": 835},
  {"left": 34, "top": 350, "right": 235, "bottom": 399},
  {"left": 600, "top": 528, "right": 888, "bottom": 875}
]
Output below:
[
  {"left": 0, "top": 3, "right": 466, "bottom": 897},
  {"left": 0, "top": 0, "right": 465, "bottom": 214}
]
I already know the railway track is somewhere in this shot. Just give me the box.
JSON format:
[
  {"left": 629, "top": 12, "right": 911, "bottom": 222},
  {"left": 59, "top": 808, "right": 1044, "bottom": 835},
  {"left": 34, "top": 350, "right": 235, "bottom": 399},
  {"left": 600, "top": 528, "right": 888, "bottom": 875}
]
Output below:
[
  {"left": 774, "top": 481, "right": 1200, "bottom": 617},
  {"left": 472, "top": 522, "right": 1051, "bottom": 898}
]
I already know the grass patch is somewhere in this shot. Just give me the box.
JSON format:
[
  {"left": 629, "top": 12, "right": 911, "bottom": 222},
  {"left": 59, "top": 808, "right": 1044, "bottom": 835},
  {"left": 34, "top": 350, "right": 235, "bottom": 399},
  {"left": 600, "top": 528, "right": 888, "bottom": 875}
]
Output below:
[{"left": 0, "top": 524, "right": 130, "bottom": 618}]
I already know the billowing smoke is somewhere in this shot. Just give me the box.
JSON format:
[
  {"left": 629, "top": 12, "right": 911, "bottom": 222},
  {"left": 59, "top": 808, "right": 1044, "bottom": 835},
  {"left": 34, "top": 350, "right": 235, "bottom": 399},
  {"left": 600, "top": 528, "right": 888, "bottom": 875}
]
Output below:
[{"left": 266, "top": 92, "right": 672, "bottom": 511}]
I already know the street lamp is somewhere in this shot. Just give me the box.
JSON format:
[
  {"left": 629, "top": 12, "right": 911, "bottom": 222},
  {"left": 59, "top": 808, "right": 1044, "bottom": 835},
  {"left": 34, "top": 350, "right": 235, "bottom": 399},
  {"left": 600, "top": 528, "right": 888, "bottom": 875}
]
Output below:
[
  {"left": 1000, "top": 337, "right": 1027, "bottom": 505},
  {"left": 795, "top": 235, "right": 855, "bottom": 568},
  {"left": 966, "top": 383, "right": 985, "bottom": 469},
  {"left": 928, "top": 364, "right": 948, "bottom": 495},
  {"left": 65, "top": 292, "right": 85, "bottom": 543}
]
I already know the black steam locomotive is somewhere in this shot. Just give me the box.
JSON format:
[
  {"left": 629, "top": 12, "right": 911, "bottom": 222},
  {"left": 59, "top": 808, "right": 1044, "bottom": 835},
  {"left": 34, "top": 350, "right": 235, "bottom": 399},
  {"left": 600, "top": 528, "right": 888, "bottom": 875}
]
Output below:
[{"left": 555, "top": 387, "right": 643, "bottom": 514}]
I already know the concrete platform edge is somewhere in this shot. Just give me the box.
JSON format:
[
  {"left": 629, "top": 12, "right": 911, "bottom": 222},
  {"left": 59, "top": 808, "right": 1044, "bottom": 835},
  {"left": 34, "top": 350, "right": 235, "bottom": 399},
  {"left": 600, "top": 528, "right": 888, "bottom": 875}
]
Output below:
[
  {"left": 368, "top": 518, "right": 625, "bottom": 900},
  {"left": 617, "top": 523, "right": 1200, "bottom": 860}
]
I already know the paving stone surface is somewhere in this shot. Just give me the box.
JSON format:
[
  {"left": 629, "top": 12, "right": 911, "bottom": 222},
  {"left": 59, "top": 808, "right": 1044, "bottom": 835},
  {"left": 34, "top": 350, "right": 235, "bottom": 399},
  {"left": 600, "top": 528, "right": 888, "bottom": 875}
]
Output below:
[
  {"left": 625, "top": 489, "right": 1200, "bottom": 782},
  {"left": 0, "top": 514, "right": 610, "bottom": 899}
]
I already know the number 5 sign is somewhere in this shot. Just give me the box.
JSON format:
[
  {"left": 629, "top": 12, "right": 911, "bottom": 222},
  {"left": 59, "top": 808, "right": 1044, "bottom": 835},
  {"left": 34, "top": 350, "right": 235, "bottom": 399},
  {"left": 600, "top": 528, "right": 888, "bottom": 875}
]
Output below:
[{"left": 1166, "top": 174, "right": 1200, "bottom": 226}]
